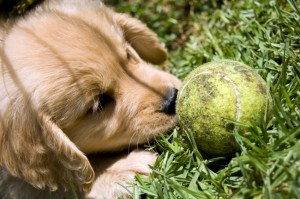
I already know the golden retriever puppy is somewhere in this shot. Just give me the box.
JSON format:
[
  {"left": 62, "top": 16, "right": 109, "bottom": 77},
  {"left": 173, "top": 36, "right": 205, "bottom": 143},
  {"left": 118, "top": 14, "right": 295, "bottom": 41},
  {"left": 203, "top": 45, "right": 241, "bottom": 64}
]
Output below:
[{"left": 0, "top": 0, "right": 181, "bottom": 198}]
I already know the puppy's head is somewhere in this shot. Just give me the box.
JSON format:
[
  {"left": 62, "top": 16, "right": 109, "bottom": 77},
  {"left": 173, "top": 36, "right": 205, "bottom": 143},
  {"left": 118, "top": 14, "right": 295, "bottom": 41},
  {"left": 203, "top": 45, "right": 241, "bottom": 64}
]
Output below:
[{"left": 0, "top": 4, "right": 180, "bottom": 193}]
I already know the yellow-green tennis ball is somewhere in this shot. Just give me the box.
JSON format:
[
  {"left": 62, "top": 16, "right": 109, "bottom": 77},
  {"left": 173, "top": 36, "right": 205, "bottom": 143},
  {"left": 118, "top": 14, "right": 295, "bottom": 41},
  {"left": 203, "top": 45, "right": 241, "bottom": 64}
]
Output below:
[{"left": 176, "top": 60, "right": 268, "bottom": 155}]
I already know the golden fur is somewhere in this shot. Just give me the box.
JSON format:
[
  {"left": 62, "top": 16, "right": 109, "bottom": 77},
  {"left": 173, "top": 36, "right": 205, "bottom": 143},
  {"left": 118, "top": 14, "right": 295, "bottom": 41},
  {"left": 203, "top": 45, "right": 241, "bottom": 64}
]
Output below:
[{"left": 0, "top": 0, "right": 181, "bottom": 198}]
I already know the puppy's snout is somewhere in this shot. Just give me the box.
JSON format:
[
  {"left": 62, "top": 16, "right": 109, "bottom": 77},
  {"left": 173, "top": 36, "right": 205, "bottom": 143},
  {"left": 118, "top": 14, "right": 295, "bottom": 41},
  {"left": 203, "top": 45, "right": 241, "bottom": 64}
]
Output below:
[{"left": 161, "top": 88, "right": 178, "bottom": 115}]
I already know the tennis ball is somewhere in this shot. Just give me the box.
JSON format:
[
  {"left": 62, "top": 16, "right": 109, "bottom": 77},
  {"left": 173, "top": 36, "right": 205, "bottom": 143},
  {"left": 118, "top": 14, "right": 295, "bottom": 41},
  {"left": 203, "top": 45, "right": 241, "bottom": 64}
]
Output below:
[{"left": 176, "top": 60, "right": 268, "bottom": 155}]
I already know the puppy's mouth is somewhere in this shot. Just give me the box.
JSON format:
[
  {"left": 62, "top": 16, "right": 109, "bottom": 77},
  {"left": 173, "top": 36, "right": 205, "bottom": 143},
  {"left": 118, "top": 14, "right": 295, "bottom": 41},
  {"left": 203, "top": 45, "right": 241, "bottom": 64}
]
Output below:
[
  {"left": 127, "top": 116, "right": 178, "bottom": 153},
  {"left": 132, "top": 114, "right": 178, "bottom": 147}
]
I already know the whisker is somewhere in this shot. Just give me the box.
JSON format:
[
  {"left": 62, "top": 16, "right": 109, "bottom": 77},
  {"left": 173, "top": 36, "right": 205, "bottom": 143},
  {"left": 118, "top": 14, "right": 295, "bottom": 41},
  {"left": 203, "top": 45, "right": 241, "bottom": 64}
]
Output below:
[
  {"left": 128, "top": 131, "right": 138, "bottom": 154},
  {"left": 136, "top": 135, "right": 141, "bottom": 151}
]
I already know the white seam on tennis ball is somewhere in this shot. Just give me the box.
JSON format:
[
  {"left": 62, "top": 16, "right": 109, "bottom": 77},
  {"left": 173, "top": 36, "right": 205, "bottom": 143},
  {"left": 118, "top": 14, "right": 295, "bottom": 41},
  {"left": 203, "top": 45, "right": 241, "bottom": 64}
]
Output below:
[{"left": 178, "top": 71, "right": 241, "bottom": 121}]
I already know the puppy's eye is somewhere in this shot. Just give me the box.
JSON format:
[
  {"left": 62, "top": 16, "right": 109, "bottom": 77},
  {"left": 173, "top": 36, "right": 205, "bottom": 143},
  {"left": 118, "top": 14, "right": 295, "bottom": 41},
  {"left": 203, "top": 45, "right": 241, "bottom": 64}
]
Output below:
[
  {"left": 98, "top": 93, "right": 113, "bottom": 108},
  {"left": 88, "top": 93, "right": 113, "bottom": 114}
]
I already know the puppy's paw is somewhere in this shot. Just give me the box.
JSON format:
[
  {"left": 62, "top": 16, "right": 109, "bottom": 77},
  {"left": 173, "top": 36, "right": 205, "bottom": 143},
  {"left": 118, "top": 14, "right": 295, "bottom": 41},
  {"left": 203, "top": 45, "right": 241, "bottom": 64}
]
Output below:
[{"left": 86, "top": 150, "right": 157, "bottom": 199}]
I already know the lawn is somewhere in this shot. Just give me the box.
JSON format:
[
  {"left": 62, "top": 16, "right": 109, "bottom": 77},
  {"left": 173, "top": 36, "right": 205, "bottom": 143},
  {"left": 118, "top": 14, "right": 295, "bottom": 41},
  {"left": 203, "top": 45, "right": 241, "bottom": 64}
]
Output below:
[
  {"left": 114, "top": 0, "right": 300, "bottom": 198},
  {"left": 2, "top": 0, "right": 299, "bottom": 198}
]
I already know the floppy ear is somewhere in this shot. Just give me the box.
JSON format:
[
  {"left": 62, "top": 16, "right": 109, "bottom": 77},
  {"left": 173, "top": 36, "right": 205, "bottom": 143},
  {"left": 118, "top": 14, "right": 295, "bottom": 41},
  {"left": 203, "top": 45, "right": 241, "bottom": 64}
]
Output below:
[
  {"left": 115, "top": 13, "right": 168, "bottom": 65},
  {"left": 0, "top": 96, "right": 94, "bottom": 192}
]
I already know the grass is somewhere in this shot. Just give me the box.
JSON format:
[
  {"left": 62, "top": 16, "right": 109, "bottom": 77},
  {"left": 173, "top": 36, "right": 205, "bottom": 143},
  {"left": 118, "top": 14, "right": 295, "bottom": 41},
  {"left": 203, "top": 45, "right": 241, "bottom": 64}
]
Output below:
[
  {"left": 3, "top": 0, "right": 299, "bottom": 198},
  {"left": 116, "top": 0, "right": 300, "bottom": 198}
]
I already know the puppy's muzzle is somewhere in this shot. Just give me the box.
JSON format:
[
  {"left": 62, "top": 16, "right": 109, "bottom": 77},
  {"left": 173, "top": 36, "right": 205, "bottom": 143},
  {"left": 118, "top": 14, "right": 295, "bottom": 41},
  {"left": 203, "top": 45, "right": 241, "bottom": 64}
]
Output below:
[{"left": 161, "top": 88, "right": 178, "bottom": 115}]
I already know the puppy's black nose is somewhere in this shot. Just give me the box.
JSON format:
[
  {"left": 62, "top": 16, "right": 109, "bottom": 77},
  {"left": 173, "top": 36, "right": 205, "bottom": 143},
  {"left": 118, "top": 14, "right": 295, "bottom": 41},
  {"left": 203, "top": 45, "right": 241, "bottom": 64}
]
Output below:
[{"left": 161, "top": 88, "right": 178, "bottom": 115}]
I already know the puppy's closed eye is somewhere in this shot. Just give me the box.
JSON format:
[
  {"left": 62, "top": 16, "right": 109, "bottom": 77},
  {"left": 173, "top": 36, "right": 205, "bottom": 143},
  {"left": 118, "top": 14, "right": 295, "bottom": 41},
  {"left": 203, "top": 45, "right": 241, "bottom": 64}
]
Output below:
[{"left": 88, "top": 93, "right": 114, "bottom": 114}]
